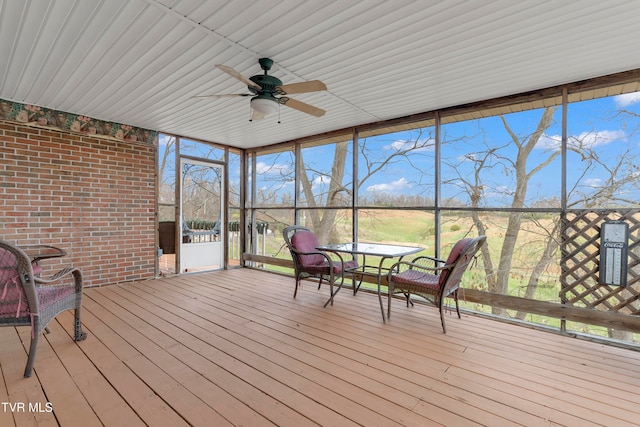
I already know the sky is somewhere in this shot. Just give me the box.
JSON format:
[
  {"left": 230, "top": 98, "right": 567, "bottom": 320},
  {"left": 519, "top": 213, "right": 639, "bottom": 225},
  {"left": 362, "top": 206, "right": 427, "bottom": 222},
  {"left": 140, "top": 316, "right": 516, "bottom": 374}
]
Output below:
[{"left": 160, "top": 90, "right": 640, "bottom": 208}]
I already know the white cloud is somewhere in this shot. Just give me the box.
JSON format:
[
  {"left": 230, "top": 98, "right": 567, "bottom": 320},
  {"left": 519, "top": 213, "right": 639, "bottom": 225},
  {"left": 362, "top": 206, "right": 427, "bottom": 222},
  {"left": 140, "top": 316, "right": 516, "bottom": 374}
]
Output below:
[
  {"left": 255, "top": 161, "right": 290, "bottom": 175},
  {"left": 536, "top": 130, "right": 625, "bottom": 150},
  {"left": 313, "top": 175, "right": 331, "bottom": 185},
  {"left": 569, "top": 130, "right": 626, "bottom": 149},
  {"left": 495, "top": 185, "right": 511, "bottom": 195},
  {"left": 366, "top": 177, "right": 411, "bottom": 192},
  {"left": 614, "top": 91, "right": 640, "bottom": 108},
  {"left": 583, "top": 178, "right": 603, "bottom": 188},
  {"left": 535, "top": 134, "right": 562, "bottom": 150},
  {"left": 386, "top": 138, "right": 434, "bottom": 152},
  {"left": 312, "top": 175, "right": 331, "bottom": 189},
  {"left": 159, "top": 134, "right": 174, "bottom": 146}
]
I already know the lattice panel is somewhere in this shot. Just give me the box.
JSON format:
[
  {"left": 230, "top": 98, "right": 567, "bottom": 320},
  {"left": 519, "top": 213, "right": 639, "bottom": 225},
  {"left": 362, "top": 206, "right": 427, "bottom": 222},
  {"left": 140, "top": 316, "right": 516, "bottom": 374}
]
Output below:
[{"left": 560, "top": 210, "right": 640, "bottom": 315}]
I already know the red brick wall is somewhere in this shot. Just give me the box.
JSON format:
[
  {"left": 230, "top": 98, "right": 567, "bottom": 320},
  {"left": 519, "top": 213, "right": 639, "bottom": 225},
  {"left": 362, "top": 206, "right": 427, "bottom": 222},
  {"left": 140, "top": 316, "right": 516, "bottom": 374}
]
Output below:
[{"left": 0, "top": 120, "right": 156, "bottom": 286}]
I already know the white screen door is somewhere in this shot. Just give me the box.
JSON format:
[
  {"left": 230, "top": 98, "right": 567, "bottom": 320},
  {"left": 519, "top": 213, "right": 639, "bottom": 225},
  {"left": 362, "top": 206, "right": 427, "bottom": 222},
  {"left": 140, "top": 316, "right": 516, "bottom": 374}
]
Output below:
[{"left": 180, "top": 158, "right": 224, "bottom": 272}]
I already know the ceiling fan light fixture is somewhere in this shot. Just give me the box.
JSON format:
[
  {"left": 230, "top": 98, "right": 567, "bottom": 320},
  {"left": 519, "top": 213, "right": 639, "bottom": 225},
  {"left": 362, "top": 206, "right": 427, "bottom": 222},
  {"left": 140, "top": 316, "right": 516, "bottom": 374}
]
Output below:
[{"left": 250, "top": 96, "right": 278, "bottom": 116}]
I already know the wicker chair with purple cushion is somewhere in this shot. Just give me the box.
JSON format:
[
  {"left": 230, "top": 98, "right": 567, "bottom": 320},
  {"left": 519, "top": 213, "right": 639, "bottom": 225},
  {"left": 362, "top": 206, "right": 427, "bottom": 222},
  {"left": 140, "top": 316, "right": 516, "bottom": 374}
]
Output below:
[
  {"left": 387, "top": 236, "right": 485, "bottom": 333},
  {"left": 0, "top": 240, "right": 87, "bottom": 378},
  {"left": 283, "top": 225, "right": 358, "bottom": 307}
]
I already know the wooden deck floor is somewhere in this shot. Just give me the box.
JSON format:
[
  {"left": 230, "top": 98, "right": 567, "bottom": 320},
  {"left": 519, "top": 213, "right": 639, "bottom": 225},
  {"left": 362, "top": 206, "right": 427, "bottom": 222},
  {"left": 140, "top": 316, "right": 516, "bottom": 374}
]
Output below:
[{"left": 2, "top": 268, "right": 640, "bottom": 426}]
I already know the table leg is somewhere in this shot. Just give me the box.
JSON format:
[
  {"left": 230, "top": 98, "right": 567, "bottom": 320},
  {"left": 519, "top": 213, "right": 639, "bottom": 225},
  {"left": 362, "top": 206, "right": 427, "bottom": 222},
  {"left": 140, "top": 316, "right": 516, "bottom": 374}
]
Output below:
[
  {"left": 324, "top": 283, "right": 345, "bottom": 308},
  {"left": 353, "top": 254, "right": 365, "bottom": 294},
  {"left": 377, "top": 257, "right": 387, "bottom": 322}
]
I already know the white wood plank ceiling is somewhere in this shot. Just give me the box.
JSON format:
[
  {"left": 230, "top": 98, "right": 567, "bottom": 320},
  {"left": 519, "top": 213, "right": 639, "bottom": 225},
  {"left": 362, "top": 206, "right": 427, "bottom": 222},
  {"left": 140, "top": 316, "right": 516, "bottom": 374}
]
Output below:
[{"left": 1, "top": 0, "right": 639, "bottom": 149}]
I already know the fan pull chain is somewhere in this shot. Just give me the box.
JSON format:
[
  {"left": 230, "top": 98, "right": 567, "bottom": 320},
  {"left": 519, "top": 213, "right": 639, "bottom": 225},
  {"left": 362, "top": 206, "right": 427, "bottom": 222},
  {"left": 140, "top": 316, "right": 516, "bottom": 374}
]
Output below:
[{"left": 278, "top": 104, "right": 281, "bottom": 124}]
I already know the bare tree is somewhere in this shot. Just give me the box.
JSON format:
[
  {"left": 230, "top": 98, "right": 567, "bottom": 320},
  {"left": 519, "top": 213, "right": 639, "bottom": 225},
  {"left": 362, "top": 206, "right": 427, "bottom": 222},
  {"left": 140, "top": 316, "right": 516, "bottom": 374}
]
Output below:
[
  {"left": 445, "top": 107, "right": 559, "bottom": 315},
  {"left": 453, "top": 103, "right": 640, "bottom": 324},
  {"left": 299, "top": 130, "right": 435, "bottom": 243},
  {"left": 299, "top": 141, "right": 349, "bottom": 243}
]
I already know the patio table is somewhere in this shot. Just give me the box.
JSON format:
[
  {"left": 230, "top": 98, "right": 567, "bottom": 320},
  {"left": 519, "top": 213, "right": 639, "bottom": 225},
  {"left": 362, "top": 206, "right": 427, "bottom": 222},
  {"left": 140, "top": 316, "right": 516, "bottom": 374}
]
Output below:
[{"left": 316, "top": 242, "right": 423, "bottom": 322}]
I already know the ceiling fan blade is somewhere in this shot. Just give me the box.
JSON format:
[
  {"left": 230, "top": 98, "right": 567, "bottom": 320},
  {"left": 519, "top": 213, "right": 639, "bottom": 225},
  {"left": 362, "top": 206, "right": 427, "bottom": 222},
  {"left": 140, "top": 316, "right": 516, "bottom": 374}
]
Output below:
[
  {"left": 192, "top": 93, "right": 252, "bottom": 99},
  {"left": 216, "top": 64, "right": 261, "bottom": 90},
  {"left": 281, "top": 98, "right": 326, "bottom": 117},
  {"left": 277, "top": 80, "right": 327, "bottom": 95}
]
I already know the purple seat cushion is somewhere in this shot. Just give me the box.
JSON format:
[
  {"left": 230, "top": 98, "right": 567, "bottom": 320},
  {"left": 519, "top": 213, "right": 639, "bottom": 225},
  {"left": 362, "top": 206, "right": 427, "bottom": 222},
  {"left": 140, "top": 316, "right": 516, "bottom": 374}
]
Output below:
[
  {"left": 291, "top": 231, "right": 358, "bottom": 274},
  {"left": 291, "top": 231, "right": 325, "bottom": 266},
  {"left": 0, "top": 270, "right": 29, "bottom": 318},
  {"left": 392, "top": 269, "right": 439, "bottom": 292},
  {"left": 391, "top": 238, "right": 474, "bottom": 293},
  {"left": 445, "top": 238, "right": 472, "bottom": 264},
  {"left": 439, "top": 238, "right": 473, "bottom": 284},
  {"left": 1, "top": 248, "right": 50, "bottom": 318},
  {"left": 304, "top": 258, "right": 358, "bottom": 274},
  {"left": 1, "top": 249, "right": 29, "bottom": 318}
]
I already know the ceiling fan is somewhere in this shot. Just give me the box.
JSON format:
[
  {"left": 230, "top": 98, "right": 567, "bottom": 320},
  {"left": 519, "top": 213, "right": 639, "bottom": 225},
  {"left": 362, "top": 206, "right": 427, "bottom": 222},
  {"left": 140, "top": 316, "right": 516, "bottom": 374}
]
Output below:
[{"left": 196, "top": 58, "right": 327, "bottom": 121}]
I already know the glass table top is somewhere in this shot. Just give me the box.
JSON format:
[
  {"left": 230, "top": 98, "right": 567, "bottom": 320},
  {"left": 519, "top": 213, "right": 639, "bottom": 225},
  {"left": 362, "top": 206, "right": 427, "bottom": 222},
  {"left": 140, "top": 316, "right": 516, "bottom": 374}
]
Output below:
[{"left": 317, "top": 242, "right": 423, "bottom": 257}]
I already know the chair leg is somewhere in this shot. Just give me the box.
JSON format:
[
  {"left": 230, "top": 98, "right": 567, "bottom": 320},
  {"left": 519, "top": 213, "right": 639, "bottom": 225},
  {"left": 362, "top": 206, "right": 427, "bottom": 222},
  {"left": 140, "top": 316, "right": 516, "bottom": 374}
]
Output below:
[
  {"left": 439, "top": 305, "right": 447, "bottom": 334},
  {"left": 74, "top": 309, "right": 87, "bottom": 342},
  {"left": 454, "top": 290, "right": 461, "bottom": 319},
  {"left": 293, "top": 274, "right": 300, "bottom": 298},
  {"left": 23, "top": 331, "right": 39, "bottom": 378},
  {"left": 401, "top": 292, "right": 414, "bottom": 307},
  {"left": 438, "top": 294, "right": 447, "bottom": 334},
  {"left": 323, "top": 273, "right": 335, "bottom": 307}
]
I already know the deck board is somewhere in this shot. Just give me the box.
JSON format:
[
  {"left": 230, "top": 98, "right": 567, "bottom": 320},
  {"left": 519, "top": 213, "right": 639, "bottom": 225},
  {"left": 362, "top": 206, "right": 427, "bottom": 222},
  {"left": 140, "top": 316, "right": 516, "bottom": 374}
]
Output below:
[{"left": 2, "top": 268, "right": 640, "bottom": 426}]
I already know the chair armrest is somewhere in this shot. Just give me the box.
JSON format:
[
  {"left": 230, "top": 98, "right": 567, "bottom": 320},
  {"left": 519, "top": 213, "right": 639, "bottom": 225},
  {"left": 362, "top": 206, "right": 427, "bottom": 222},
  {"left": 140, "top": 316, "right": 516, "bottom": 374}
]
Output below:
[
  {"left": 315, "top": 248, "right": 347, "bottom": 265},
  {"left": 34, "top": 266, "right": 83, "bottom": 291},
  {"left": 388, "top": 258, "right": 451, "bottom": 276},
  {"left": 410, "top": 255, "right": 446, "bottom": 266}
]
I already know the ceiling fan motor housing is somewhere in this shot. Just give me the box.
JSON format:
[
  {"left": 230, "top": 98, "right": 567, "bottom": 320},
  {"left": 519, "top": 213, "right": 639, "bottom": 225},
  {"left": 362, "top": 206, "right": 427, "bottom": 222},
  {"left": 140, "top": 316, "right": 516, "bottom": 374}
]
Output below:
[
  {"left": 258, "top": 57, "right": 274, "bottom": 71},
  {"left": 249, "top": 74, "right": 283, "bottom": 97},
  {"left": 248, "top": 59, "right": 283, "bottom": 115}
]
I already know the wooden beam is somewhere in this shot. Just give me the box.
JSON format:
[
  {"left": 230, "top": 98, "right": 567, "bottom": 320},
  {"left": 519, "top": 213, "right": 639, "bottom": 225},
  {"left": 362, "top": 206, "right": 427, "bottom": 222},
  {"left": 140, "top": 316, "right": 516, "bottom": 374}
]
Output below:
[
  {"left": 460, "top": 288, "right": 640, "bottom": 333},
  {"left": 243, "top": 253, "right": 293, "bottom": 268},
  {"left": 243, "top": 253, "right": 640, "bottom": 332}
]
